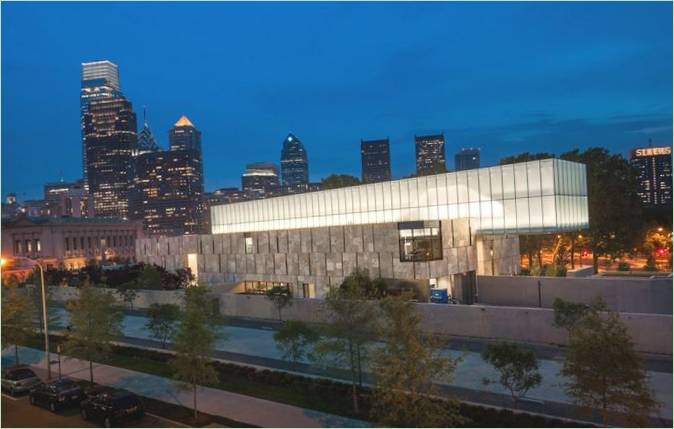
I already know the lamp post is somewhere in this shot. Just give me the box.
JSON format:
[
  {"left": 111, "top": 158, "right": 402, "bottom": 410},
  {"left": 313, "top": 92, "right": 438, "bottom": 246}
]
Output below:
[{"left": 1, "top": 256, "right": 51, "bottom": 380}]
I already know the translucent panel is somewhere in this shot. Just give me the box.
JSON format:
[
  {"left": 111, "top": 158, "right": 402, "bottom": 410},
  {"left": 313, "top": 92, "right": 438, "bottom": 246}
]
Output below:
[
  {"left": 478, "top": 169, "right": 491, "bottom": 201},
  {"left": 375, "top": 182, "right": 385, "bottom": 211},
  {"left": 437, "top": 174, "right": 448, "bottom": 205},
  {"left": 480, "top": 201, "right": 493, "bottom": 231},
  {"left": 542, "top": 196, "right": 556, "bottom": 229},
  {"left": 382, "top": 182, "right": 392, "bottom": 210},
  {"left": 426, "top": 176, "right": 438, "bottom": 207},
  {"left": 503, "top": 200, "right": 517, "bottom": 231},
  {"left": 447, "top": 173, "right": 458, "bottom": 204},
  {"left": 527, "top": 161, "right": 541, "bottom": 197},
  {"left": 467, "top": 170, "right": 480, "bottom": 202},
  {"left": 469, "top": 201, "right": 481, "bottom": 219},
  {"left": 457, "top": 172, "right": 469, "bottom": 203},
  {"left": 417, "top": 177, "right": 428, "bottom": 207},
  {"left": 516, "top": 198, "right": 529, "bottom": 231},
  {"left": 489, "top": 167, "right": 503, "bottom": 200},
  {"left": 458, "top": 201, "right": 469, "bottom": 218},
  {"left": 501, "top": 165, "right": 515, "bottom": 199},
  {"left": 540, "top": 159, "right": 554, "bottom": 196},
  {"left": 359, "top": 186, "right": 369, "bottom": 212},
  {"left": 492, "top": 201, "right": 505, "bottom": 232},
  {"left": 514, "top": 164, "right": 528, "bottom": 198},
  {"left": 529, "top": 196, "right": 543, "bottom": 229},
  {"left": 448, "top": 204, "right": 458, "bottom": 219},
  {"left": 390, "top": 181, "right": 400, "bottom": 209}
]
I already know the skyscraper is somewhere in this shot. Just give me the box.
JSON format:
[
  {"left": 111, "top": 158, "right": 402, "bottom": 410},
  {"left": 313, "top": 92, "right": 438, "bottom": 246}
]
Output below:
[
  {"left": 280, "top": 133, "right": 309, "bottom": 190},
  {"left": 361, "top": 138, "right": 391, "bottom": 183},
  {"left": 130, "top": 116, "right": 205, "bottom": 235},
  {"left": 415, "top": 133, "right": 446, "bottom": 175},
  {"left": 136, "top": 109, "right": 159, "bottom": 155},
  {"left": 83, "top": 96, "right": 138, "bottom": 218},
  {"left": 455, "top": 148, "right": 480, "bottom": 171},
  {"left": 44, "top": 179, "right": 93, "bottom": 218},
  {"left": 242, "top": 163, "right": 280, "bottom": 199},
  {"left": 630, "top": 145, "right": 672, "bottom": 208},
  {"left": 81, "top": 61, "right": 122, "bottom": 187}
]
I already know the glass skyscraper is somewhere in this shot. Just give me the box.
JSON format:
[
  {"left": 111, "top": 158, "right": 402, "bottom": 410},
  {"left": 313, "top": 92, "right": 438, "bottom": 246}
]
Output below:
[
  {"left": 455, "top": 148, "right": 481, "bottom": 171},
  {"left": 242, "top": 162, "right": 280, "bottom": 199},
  {"left": 81, "top": 61, "right": 122, "bottom": 187},
  {"left": 361, "top": 138, "right": 391, "bottom": 183},
  {"left": 415, "top": 133, "right": 446, "bottom": 175},
  {"left": 280, "top": 133, "right": 309, "bottom": 190}
]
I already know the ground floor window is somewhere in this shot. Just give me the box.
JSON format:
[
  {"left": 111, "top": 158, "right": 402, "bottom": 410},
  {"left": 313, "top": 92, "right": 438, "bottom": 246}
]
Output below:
[
  {"left": 243, "top": 280, "right": 291, "bottom": 295},
  {"left": 398, "top": 221, "right": 443, "bottom": 262}
]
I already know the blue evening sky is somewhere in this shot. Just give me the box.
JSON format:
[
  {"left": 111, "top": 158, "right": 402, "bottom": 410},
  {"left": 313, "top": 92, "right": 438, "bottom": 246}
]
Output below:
[{"left": 2, "top": 1, "right": 672, "bottom": 200}]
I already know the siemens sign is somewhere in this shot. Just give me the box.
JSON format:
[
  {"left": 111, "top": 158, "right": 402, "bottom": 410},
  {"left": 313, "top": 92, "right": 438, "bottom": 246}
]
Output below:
[{"left": 632, "top": 147, "right": 672, "bottom": 157}]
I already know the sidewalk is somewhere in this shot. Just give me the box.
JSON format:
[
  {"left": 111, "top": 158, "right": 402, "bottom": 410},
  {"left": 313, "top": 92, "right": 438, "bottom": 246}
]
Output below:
[{"left": 2, "top": 346, "right": 368, "bottom": 428}]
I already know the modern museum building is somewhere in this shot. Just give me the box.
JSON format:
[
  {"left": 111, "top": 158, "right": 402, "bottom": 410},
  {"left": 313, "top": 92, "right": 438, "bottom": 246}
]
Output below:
[{"left": 136, "top": 158, "right": 589, "bottom": 301}]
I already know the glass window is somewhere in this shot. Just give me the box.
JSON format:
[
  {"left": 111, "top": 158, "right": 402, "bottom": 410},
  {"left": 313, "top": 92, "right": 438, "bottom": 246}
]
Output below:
[
  {"left": 26, "top": 240, "right": 32, "bottom": 253},
  {"left": 35, "top": 239, "right": 41, "bottom": 253},
  {"left": 398, "top": 222, "right": 442, "bottom": 262},
  {"left": 244, "top": 235, "right": 254, "bottom": 254}
]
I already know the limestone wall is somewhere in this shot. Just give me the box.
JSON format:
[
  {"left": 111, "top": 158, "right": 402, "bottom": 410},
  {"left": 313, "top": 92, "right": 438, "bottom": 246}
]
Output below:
[{"left": 476, "top": 275, "right": 673, "bottom": 314}]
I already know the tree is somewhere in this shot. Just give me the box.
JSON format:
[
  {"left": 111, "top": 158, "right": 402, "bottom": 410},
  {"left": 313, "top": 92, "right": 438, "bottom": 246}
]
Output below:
[
  {"left": 1, "top": 285, "right": 33, "bottom": 365},
  {"left": 370, "top": 296, "right": 463, "bottom": 427},
  {"left": 339, "top": 268, "right": 388, "bottom": 299},
  {"left": 273, "top": 320, "right": 319, "bottom": 367},
  {"left": 320, "top": 174, "right": 360, "bottom": 190},
  {"left": 137, "top": 264, "right": 162, "bottom": 289},
  {"left": 552, "top": 297, "right": 607, "bottom": 335},
  {"left": 560, "top": 148, "right": 643, "bottom": 273},
  {"left": 171, "top": 287, "right": 220, "bottom": 420},
  {"left": 561, "top": 307, "right": 659, "bottom": 426},
  {"left": 63, "top": 282, "right": 123, "bottom": 384},
  {"left": 266, "top": 286, "right": 293, "bottom": 321},
  {"left": 116, "top": 280, "right": 139, "bottom": 309},
  {"left": 481, "top": 342, "right": 542, "bottom": 407},
  {"left": 312, "top": 273, "right": 379, "bottom": 413},
  {"left": 145, "top": 303, "right": 181, "bottom": 348},
  {"left": 27, "top": 282, "right": 60, "bottom": 336},
  {"left": 499, "top": 152, "right": 556, "bottom": 165}
]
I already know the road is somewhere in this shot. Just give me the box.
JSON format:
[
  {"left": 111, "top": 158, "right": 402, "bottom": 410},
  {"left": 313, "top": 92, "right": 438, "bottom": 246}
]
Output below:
[{"left": 1, "top": 393, "right": 178, "bottom": 428}]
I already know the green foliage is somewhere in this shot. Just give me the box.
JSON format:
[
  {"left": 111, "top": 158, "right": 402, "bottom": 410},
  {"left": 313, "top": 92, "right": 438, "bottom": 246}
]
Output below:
[
  {"left": 27, "top": 284, "right": 60, "bottom": 335},
  {"left": 499, "top": 152, "right": 556, "bottom": 165},
  {"left": 312, "top": 272, "right": 379, "bottom": 413},
  {"left": 63, "top": 282, "right": 123, "bottom": 383},
  {"left": 481, "top": 342, "right": 542, "bottom": 406},
  {"left": 1, "top": 285, "right": 33, "bottom": 365},
  {"left": 339, "top": 268, "right": 388, "bottom": 299},
  {"left": 560, "top": 148, "right": 644, "bottom": 273},
  {"left": 320, "top": 174, "right": 360, "bottom": 189},
  {"left": 137, "top": 264, "right": 163, "bottom": 289},
  {"left": 116, "top": 280, "right": 139, "bottom": 308},
  {"left": 171, "top": 287, "right": 220, "bottom": 419},
  {"left": 617, "top": 261, "right": 630, "bottom": 271},
  {"left": 273, "top": 320, "right": 319, "bottom": 366},
  {"left": 146, "top": 303, "right": 181, "bottom": 348},
  {"left": 561, "top": 306, "right": 659, "bottom": 426},
  {"left": 266, "top": 285, "right": 293, "bottom": 320},
  {"left": 370, "top": 296, "right": 463, "bottom": 427},
  {"left": 552, "top": 297, "right": 607, "bottom": 333}
]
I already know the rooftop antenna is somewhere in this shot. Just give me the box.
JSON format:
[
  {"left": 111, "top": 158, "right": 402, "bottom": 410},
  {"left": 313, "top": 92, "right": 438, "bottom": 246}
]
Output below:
[{"left": 143, "top": 105, "right": 147, "bottom": 125}]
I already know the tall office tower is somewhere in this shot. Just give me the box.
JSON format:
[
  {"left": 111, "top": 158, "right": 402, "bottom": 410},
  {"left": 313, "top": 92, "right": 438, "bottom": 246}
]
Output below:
[
  {"left": 361, "top": 138, "right": 391, "bottom": 183},
  {"left": 455, "top": 148, "right": 481, "bottom": 171},
  {"left": 83, "top": 97, "right": 138, "bottom": 218},
  {"left": 280, "top": 133, "right": 309, "bottom": 191},
  {"left": 242, "top": 163, "right": 280, "bottom": 199},
  {"left": 136, "top": 109, "right": 160, "bottom": 155},
  {"left": 415, "top": 133, "right": 446, "bottom": 175},
  {"left": 81, "top": 61, "right": 122, "bottom": 187},
  {"left": 130, "top": 116, "right": 205, "bottom": 235},
  {"left": 43, "top": 179, "right": 94, "bottom": 218},
  {"left": 630, "top": 146, "right": 672, "bottom": 208}
]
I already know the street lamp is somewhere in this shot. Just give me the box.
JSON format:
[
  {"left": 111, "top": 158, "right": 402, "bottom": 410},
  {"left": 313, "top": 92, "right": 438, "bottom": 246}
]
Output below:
[{"left": 1, "top": 256, "right": 51, "bottom": 380}]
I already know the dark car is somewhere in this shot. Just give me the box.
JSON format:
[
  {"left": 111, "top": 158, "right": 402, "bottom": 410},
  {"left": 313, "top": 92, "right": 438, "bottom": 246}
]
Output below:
[
  {"left": 29, "top": 378, "right": 84, "bottom": 412},
  {"left": 1, "top": 366, "right": 41, "bottom": 396},
  {"left": 80, "top": 387, "right": 144, "bottom": 427}
]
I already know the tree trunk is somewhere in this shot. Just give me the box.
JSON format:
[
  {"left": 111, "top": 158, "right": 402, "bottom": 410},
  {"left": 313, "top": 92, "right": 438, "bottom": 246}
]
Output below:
[
  {"left": 15, "top": 344, "right": 19, "bottom": 365},
  {"left": 193, "top": 383, "right": 198, "bottom": 420},
  {"left": 356, "top": 344, "right": 363, "bottom": 388},
  {"left": 570, "top": 237, "right": 576, "bottom": 269},
  {"left": 89, "top": 360, "right": 94, "bottom": 385},
  {"left": 593, "top": 253, "right": 599, "bottom": 274},
  {"left": 348, "top": 342, "right": 359, "bottom": 413}
]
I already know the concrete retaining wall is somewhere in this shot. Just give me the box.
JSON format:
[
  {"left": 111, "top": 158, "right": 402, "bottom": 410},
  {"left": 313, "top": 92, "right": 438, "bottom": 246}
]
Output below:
[
  {"left": 49, "top": 286, "right": 185, "bottom": 309},
  {"left": 49, "top": 286, "right": 672, "bottom": 355},
  {"left": 477, "top": 275, "right": 673, "bottom": 314}
]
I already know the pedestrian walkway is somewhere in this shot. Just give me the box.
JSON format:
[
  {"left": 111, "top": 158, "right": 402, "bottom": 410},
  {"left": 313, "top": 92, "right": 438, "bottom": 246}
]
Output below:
[{"left": 2, "top": 346, "right": 368, "bottom": 428}]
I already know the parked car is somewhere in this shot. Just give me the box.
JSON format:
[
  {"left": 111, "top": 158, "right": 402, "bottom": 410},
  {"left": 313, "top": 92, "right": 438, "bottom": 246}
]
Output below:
[
  {"left": 1, "top": 366, "right": 41, "bottom": 396},
  {"left": 80, "top": 387, "right": 144, "bottom": 427},
  {"left": 29, "top": 378, "right": 84, "bottom": 412}
]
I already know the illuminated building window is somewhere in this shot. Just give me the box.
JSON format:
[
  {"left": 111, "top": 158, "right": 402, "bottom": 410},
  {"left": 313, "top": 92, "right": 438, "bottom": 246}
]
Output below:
[
  {"left": 244, "top": 235, "right": 254, "bottom": 254},
  {"left": 398, "top": 221, "right": 442, "bottom": 262}
]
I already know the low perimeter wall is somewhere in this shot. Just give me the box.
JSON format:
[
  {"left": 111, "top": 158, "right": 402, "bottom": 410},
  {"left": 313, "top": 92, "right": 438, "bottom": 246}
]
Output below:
[
  {"left": 48, "top": 287, "right": 672, "bottom": 356},
  {"left": 218, "top": 293, "right": 671, "bottom": 356},
  {"left": 476, "top": 275, "right": 673, "bottom": 314}
]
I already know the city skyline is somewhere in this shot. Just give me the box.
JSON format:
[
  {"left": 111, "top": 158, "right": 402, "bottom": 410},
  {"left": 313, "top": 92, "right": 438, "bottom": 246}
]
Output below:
[{"left": 2, "top": 2, "right": 673, "bottom": 200}]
